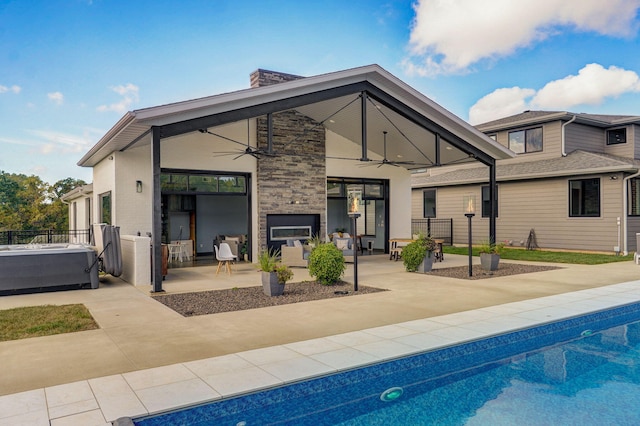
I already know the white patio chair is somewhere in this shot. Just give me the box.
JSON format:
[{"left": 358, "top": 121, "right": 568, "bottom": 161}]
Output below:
[{"left": 215, "top": 242, "right": 237, "bottom": 275}]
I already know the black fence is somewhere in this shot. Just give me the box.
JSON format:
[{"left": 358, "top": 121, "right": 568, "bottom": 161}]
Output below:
[
  {"left": 0, "top": 229, "right": 92, "bottom": 245},
  {"left": 411, "top": 218, "right": 453, "bottom": 245}
]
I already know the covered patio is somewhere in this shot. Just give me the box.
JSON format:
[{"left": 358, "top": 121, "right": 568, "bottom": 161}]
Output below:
[{"left": 76, "top": 65, "right": 513, "bottom": 292}]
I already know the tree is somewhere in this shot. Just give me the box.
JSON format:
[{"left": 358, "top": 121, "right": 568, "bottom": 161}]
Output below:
[{"left": 0, "top": 171, "right": 86, "bottom": 231}]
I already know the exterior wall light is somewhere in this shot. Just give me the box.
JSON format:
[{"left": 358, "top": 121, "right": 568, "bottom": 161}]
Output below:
[{"left": 136, "top": 180, "right": 142, "bottom": 193}]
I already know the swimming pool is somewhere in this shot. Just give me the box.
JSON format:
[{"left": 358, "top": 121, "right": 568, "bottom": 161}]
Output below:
[{"left": 134, "top": 301, "right": 640, "bottom": 425}]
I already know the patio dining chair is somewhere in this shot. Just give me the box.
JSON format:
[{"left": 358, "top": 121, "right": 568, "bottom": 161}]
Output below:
[{"left": 215, "top": 242, "right": 237, "bottom": 275}]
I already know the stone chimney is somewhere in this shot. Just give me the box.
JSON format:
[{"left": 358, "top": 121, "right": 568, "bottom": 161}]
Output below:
[{"left": 250, "top": 69, "right": 305, "bottom": 88}]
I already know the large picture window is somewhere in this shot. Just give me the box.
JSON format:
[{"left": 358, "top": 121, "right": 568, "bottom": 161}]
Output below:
[
  {"left": 509, "top": 127, "right": 543, "bottom": 154},
  {"left": 569, "top": 179, "right": 600, "bottom": 217},
  {"left": 481, "top": 185, "right": 498, "bottom": 218},
  {"left": 423, "top": 189, "right": 436, "bottom": 218}
]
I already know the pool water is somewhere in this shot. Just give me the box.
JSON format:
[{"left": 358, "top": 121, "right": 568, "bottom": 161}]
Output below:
[{"left": 135, "top": 302, "right": 640, "bottom": 425}]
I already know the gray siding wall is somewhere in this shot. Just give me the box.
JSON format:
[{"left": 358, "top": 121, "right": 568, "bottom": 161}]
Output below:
[
  {"left": 412, "top": 175, "right": 624, "bottom": 252},
  {"left": 565, "top": 123, "right": 604, "bottom": 154},
  {"left": 627, "top": 217, "right": 640, "bottom": 252},
  {"left": 633, "top": 124, "right": 640, "bottom": 159}
]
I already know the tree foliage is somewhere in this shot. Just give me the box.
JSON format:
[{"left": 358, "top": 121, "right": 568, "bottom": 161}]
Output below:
[{"left": 0, "top": 171, "right": 86, "bottom": 231}]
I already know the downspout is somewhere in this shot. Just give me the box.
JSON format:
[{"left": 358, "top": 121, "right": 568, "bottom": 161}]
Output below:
[
  {"left": 561, "top": 115, "right": 577, "bottom": 157},
  {"left": 623, "top": 169, "right": 640, "bottom": 255}
]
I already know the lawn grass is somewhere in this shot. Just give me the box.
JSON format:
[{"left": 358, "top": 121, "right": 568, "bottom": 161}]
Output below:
[
  {"left": 443, "top": 246, "right": 634, "bottom": 265},
  {"left": 0, "top": 304, "right": 98, "bottom": 342}
]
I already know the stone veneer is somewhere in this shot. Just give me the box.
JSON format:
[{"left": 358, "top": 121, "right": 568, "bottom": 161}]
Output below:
[
  {"left": 256, "top": 111, "right": 326, "bottom": 248},
  {"left": 250, "top": 69, "right": 327, "bottom": 249},
  {"left": 250, "top": 69, "right": 305, "bottom": 88}
]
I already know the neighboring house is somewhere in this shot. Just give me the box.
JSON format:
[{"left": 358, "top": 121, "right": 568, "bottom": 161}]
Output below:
[
  {"left": 71, "top": 64, "right": 512, "bottom": 289},
  {"left": 60, "top": 183, "right": 93, "bottom": 243},
  {"left": 412, "top": 111, "right": 640, "bottom": 254}
]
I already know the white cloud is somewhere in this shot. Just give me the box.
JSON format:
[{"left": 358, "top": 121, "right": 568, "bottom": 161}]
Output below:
[
  {"left": 97, "top": 83, "right": 140, "bottom": 113},
  {"left": 0, "top": 84, "right": 21, "bottom": 94},
  {"left": 47, "top": 91, "right": 64, "bottom": 105},
  {"left": 469, "top": 87, "right": 537, "bottom": 124},
  {"left": 27, "top": 129, "right": 96, "bottom": 154},
  {"left": 468, "top": 63, "right": 640, "bottom": 124},
  {"left": 531, "top": 63, "right": 640, "bottom": 108},
  {"left": 404, "top": 0, "right": 640, "bottom": 76}
]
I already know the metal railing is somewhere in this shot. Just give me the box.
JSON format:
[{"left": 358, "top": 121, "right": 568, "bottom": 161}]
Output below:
[
  {"left": 411, "top": 218, "right": 453, "bottom": 245},
  {"left": 0, "top": 229, "right": 92, "bottom": 245}
]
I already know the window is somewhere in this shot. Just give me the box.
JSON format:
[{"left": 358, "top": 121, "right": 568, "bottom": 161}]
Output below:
[
  {"left": 160, "top": 173, "right": 246, "bottom": 194},
  {"left": 85, "top": 198, "right": 91, "bottom": 229},
  {"left": 481, "top": 185, "right": 498, "bottom": 218},
  {"left": 488, "top": 134, "right": 497, "bottom": 141},
  {"left": 569, "top": 179, "right": 600, "bottom": 217},
  {"left": 629, "top": 178, "right": 640, "bottom": 216},
  {"left": 607, "top": 128, "right": 626, "bottom": 145},
  {"left": 423, "top": 189, "right": 436, "bottom": 218},
  {"left": 508, "top": 127, "right": 542, "bottom": 154},
  {"left": 99, "top": 192, "right": 112, "bottom": 225}
]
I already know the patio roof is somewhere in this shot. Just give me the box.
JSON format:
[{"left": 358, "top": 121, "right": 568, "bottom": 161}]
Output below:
[{"left": 78, "top": 64, "right": 514, "bottom": 169}]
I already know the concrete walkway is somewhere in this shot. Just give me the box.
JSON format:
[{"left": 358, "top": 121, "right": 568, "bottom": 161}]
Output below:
[{"left": 0, "top": 254, "right": 639, "bottom": 424}]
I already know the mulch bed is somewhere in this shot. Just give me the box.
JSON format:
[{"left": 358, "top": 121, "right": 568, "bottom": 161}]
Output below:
[
  {"left": 426, "top": 262, "right": 561, "bottom": 280},
  {"left": 153, "top": 263, "right": 561, "bottom": 317},
  {"left": 153, "top": 281, "right": 386, "bottom": 317}
]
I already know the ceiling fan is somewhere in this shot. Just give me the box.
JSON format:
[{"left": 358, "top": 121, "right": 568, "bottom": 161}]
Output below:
[
  {"left": 362, "top": 131, "right": 415, "bottom": 168},
  {"left": 200, "top": 124, "right": 277, "bottom": 160}
]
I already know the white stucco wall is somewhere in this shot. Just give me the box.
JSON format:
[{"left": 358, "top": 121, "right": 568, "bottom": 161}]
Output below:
[
  {"left": 113, "top": 144, "right": 153, "bottom": 236},
  {"left": 92, "top": 154, "right": 116, "bottom": 225},
  {"left": 325, "top": 131, "right": 412, "bottom": 239}
]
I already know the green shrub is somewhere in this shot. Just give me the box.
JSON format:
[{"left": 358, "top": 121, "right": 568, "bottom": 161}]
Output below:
[
  {"left": 308, "top": 243, "right": 346, "bottom": 285},
  {"left": 402, "top": 235, "right": 437, "bottom": 272}
]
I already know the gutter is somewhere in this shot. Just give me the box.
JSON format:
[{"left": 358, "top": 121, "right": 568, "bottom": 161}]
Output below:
[
  {"left": 561, "top": 115, "right": 577, "bottom": 157},
  {"left": 623, "top": 169, "right": 640, "bottom": 255}
]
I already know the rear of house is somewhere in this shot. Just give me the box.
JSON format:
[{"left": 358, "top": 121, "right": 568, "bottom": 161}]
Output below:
[{"left": 412, "top": 111, "right": 640, "bottom": 254}]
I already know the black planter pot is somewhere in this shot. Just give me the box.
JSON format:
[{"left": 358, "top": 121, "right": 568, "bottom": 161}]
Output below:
[
  {"left": 262, "top": 271, "right": 285, "bottom": 296},
  {"left": 480, "top": 253, "right": 500, "bottom": 271}
]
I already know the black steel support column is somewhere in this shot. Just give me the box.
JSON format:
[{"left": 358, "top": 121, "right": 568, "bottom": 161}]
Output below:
[
  {"left": 488, "top": 160, "right": 497, "bottom": 245},
  {"left": 465, "top": 213, "right": 474, "bottom": 277},
  {"left": 360, "top": 91, "right": 368, "bottom": 161},
  {"left": 151, "top": 127, "right": 164, "bottom": 293}
]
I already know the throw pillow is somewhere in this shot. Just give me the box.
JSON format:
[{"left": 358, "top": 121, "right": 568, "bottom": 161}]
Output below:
[{"left": 336, "top": 238, "right": 350, "bottom": 250}]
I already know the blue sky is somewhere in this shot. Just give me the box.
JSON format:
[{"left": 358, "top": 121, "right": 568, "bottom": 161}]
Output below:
[{"left": 2, "top": 0, "right": 640, "bottom": 184}]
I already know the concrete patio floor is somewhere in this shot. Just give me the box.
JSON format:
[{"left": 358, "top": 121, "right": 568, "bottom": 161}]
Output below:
[{"left": 1, "top": 253, "right": 640, "bottom": 424}]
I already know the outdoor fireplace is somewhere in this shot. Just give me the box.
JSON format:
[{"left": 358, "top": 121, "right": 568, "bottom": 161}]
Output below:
[{"left": 266, "top": 214, "right": 320, "bottom": 251}]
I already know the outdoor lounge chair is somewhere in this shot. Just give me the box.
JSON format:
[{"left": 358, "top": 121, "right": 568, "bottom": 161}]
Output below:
[
  {"left": 281, "top": 239, "right": 311, "bottom": 267},
  {"left": 333, "top": 237, "right": 354, "bottom": 263}
]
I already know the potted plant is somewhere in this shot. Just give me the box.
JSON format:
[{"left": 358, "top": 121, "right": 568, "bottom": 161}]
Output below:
[
  {"left": 239, "top": 241, "right": 248, "bottom": 261},
  {"left": 258, "top": 247, "right": 285, "bottom": 296},
  {"left": 403, "top": 235, "right": 437, "bottom": 273},
  {"left": 478, "top": 241, "right": 505, "bottom": 271},
  {"left": 306, "top": 233, "right": 322, "bottom": 249}
]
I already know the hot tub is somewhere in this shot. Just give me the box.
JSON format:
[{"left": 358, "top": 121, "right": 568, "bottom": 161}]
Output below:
[{"left": 0, "top": 244, "right": 99, "bottom": 294}]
